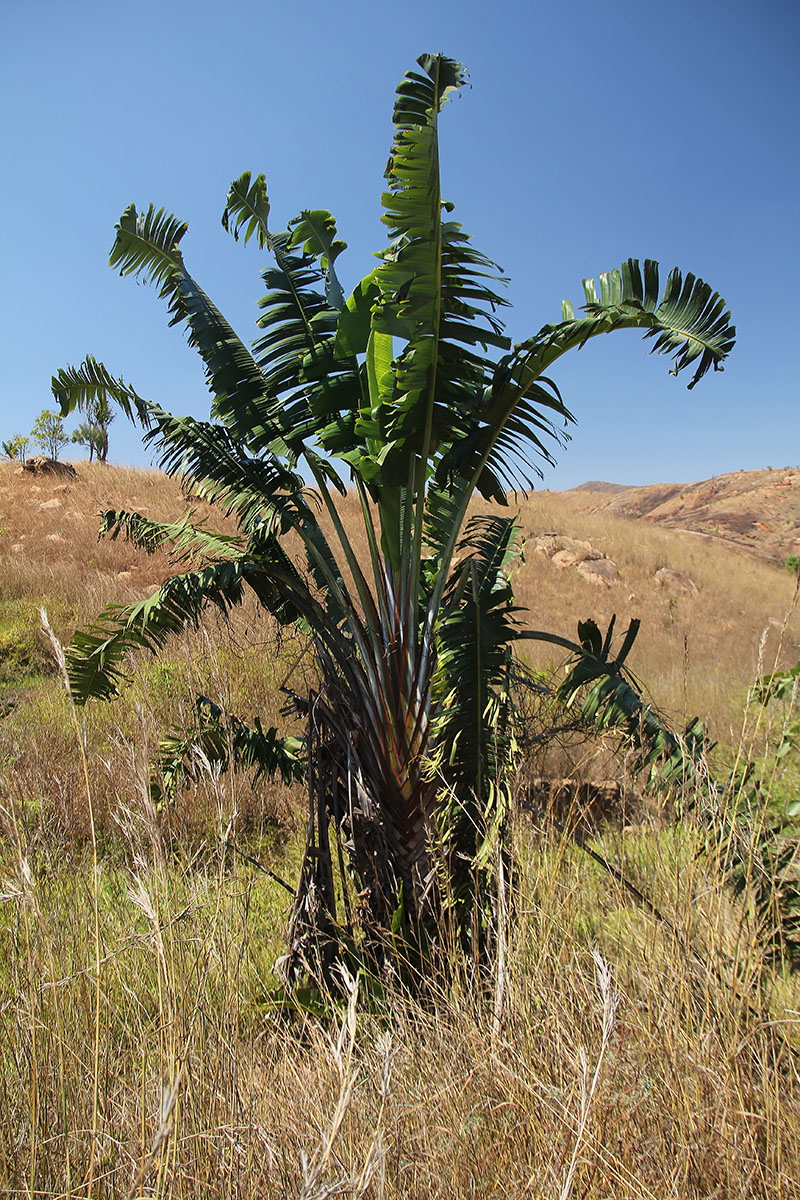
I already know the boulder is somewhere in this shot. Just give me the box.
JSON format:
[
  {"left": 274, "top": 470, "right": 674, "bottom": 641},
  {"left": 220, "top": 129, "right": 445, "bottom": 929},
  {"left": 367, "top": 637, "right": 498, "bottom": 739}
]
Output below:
[
  {"left": 524, "top": 776, "right": 645, "bottom": 831},
  {"left": 18, "top": 456, "right": 77, "bottom": 478},
  {"left": 552, "top": 548, "right": 583, "bottom": 569},
  {"left": 577, "top": 557, "right": 620, "bottom": 585},
  {"left": 534, "top": 533, "right": 597, "bottom": 559},
  {"left": 654, "top": 567, "right": 698, "bottom": 596},
  {"left": 39, "top": 498, "right": 62, "bottom": 511}
]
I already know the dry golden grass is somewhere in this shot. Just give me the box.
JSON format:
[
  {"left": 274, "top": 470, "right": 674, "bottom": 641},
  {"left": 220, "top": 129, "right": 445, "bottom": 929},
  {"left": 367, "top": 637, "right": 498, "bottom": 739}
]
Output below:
[
  {"left": 0, "top": 459, "right": 301, "bottom": 844},
  {"left": 0, "top": 460, "right": 213, "bottom": 612},
  {"left": 0, "top": 461, "right": 799, "bottom": 1197},
  {"left": 0, "top": 458, "right": 797, "bottom": 839},
  {"left": 0, "top": 759, "right": 798, "bottom": 1198},
  {"left": 513, "top": 492, "right": 799, "bottom": 741},
  {"left": 1, "top": 458, "right": 795, "bottom": 724},
  {"left": 0, "top": 458, "right": 797, "bottom": 838}
]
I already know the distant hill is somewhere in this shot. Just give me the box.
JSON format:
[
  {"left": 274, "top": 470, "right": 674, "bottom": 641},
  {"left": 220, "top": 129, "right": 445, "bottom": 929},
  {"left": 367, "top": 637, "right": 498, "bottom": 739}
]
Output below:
[
  {"left": 570, "top": 481, "right": 633, "bottom": 494},
  {"left": 564, "top": 468, "right": 800, "bottom": 563}
]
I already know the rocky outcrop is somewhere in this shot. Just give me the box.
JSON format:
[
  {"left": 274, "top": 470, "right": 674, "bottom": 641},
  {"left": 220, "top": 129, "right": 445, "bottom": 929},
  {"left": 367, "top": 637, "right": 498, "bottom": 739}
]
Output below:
[
  {"left": 533, "top": 533, "right": 619, "bottom": 585},
  {"left": 18, "top": 457, "right": 77, "bottom": 478},
  {"left": 578, "top": 557, "right": 621, "bottom": 586},
  {"left": 534, "top": 534, "right": 597, "bottom": 561}
]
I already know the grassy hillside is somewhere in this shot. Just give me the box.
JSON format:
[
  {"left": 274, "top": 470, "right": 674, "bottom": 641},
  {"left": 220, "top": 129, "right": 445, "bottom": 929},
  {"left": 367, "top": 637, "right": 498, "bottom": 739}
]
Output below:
[
  {"left": 2, "top": 461, "right": 797, "bottom": 734},
  {"left": 0, "top": 460, "right": 798, "bottom": 1198},
  {"left": 566, "top": 467, "right": 800, "bottom": 564},
  {"left": 514, "top": 488, "right": 799, "bottom": 743}
]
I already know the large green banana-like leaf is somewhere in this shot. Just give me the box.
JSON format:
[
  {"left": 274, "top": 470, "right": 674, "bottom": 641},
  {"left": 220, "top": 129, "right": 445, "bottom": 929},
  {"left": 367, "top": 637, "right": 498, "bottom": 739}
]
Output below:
[
  {"left": 155, "top": 696, "right": 303, "bottom": 805},
  {"left": 135, "top": 408, "right": 355, "bottom": 607},
  {"left": 469, "top": 259, "right": 734, "bottom": 493},
  {"left": 66, "top": 550, "right": 362, "bottom": 708},
  {"left": 78, "top": 489, "right": 382, "bottom": 728},
  {"left": 52, "top": 357, "right": 151, "bottom": 425},
  {"left": 254, "top": 234, "right": 334, "bottom": 390},
  {"left": 342, "top": 52, "right": 514, "bottom": 586},
  {"left": 364, "top": 54, "right": 460, "bottom": 509},
  {"left": 137, "top": 409, "right": 353, "bottom": 616},
  {"left": 523, "top": 616, "right": 711, "bottom": 786},
  {"left": 221, "top": 171, "right": 271, "bottom": 249},
  {"left": 288, "top": 209, "right": 347, "bottom": 310},
  {"left": 110, "top": 204, "right": 281, "bottom": 451},
  {"left": 221, "top": 171, "right": 363, "bottom": 464},
  {"left": 110, "top": 205, "right": 189, "bottom": 320},
  {"left": 138, "top": 409, "right": 388, "bottom": 711},
  {"left": 432, "top": 516, "right": 522, "bottom": 789},
  {"left": 253, "top": 230, "right": 362, "bottom": 463},
  {"left": 140, "top": 406, "right": 307, "bottom": 530},
  {"left": 375, "top": 53, "right": 464, "bottom": 341},
  {"left": 366, "top": 56, "right": 512, "bottom": 489},
  {"left": 422, "top": 479, "right": 469, "bottom": 562},
  {"left": 108, "top": 198, "right": 376, "bottom": 652},
  {"left": 435, "top": 374, "right": 572, "bottom": 502},
  {"left": 543, "top": 258, "right": 733, "bottom": 389},
  {"left": 370, "top": 224, "right": 512, "bottom": 479},
  {"left": 67, "top": 560, "right": 249, "bottom": 704},
  {"left": 426, "top": 516, "right": 522, "bottom": 930},
  {"left": 98, "top": 508, "right": 243, "bottom": 563}
]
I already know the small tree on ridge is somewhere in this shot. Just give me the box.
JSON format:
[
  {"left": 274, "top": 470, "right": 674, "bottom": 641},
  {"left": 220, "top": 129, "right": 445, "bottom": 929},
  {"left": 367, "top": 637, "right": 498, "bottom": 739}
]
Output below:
[
  {"left": 2, "top": 434, "right": 29, "bottom": 462},
  {"left": 69, "top": 386, "right": 114, "bottom": 463},
  {"left": 31, "top": 409, "right": 68, "bottom": 461}
]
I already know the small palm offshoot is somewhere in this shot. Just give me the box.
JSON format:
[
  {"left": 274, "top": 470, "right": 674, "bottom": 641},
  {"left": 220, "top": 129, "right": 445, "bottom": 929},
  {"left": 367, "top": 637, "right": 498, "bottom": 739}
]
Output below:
[{"left": 55, "top": 53, "right": 734, "bottom": 991}]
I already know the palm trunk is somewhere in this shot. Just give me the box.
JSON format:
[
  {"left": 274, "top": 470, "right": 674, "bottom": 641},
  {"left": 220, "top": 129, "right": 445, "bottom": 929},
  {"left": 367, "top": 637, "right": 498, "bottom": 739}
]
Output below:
[{"left": 284, "top": 668, "right": 443, "bottom": 991}]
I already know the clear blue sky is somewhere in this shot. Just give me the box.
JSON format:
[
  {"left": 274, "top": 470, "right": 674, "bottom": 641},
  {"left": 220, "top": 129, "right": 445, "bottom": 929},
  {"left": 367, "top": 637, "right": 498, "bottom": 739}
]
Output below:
[{"left": 2, "top": 0, "right": 798, "bottom": 487}]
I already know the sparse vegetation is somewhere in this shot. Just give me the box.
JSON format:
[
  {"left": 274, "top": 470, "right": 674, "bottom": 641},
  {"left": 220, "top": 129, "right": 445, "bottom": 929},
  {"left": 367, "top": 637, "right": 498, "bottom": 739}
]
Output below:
[
  {"left": 30, "top": 407, "right": 68, "bottom": 461},
  {"left": 67, "top": 373, "right": 115, "bottom": 462},
  {"left": 2, "top": 433, "right": 29, "bottom": 462},
  {"left": 0, "top": 598, "right": 58, "bottom": 685}
]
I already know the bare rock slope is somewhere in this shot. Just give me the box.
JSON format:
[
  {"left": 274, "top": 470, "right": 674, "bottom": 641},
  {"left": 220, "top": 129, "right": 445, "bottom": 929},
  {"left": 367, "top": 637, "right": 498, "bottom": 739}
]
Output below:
[{"left": 562, "top": 468, "right": 800, "bottom": 563}]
